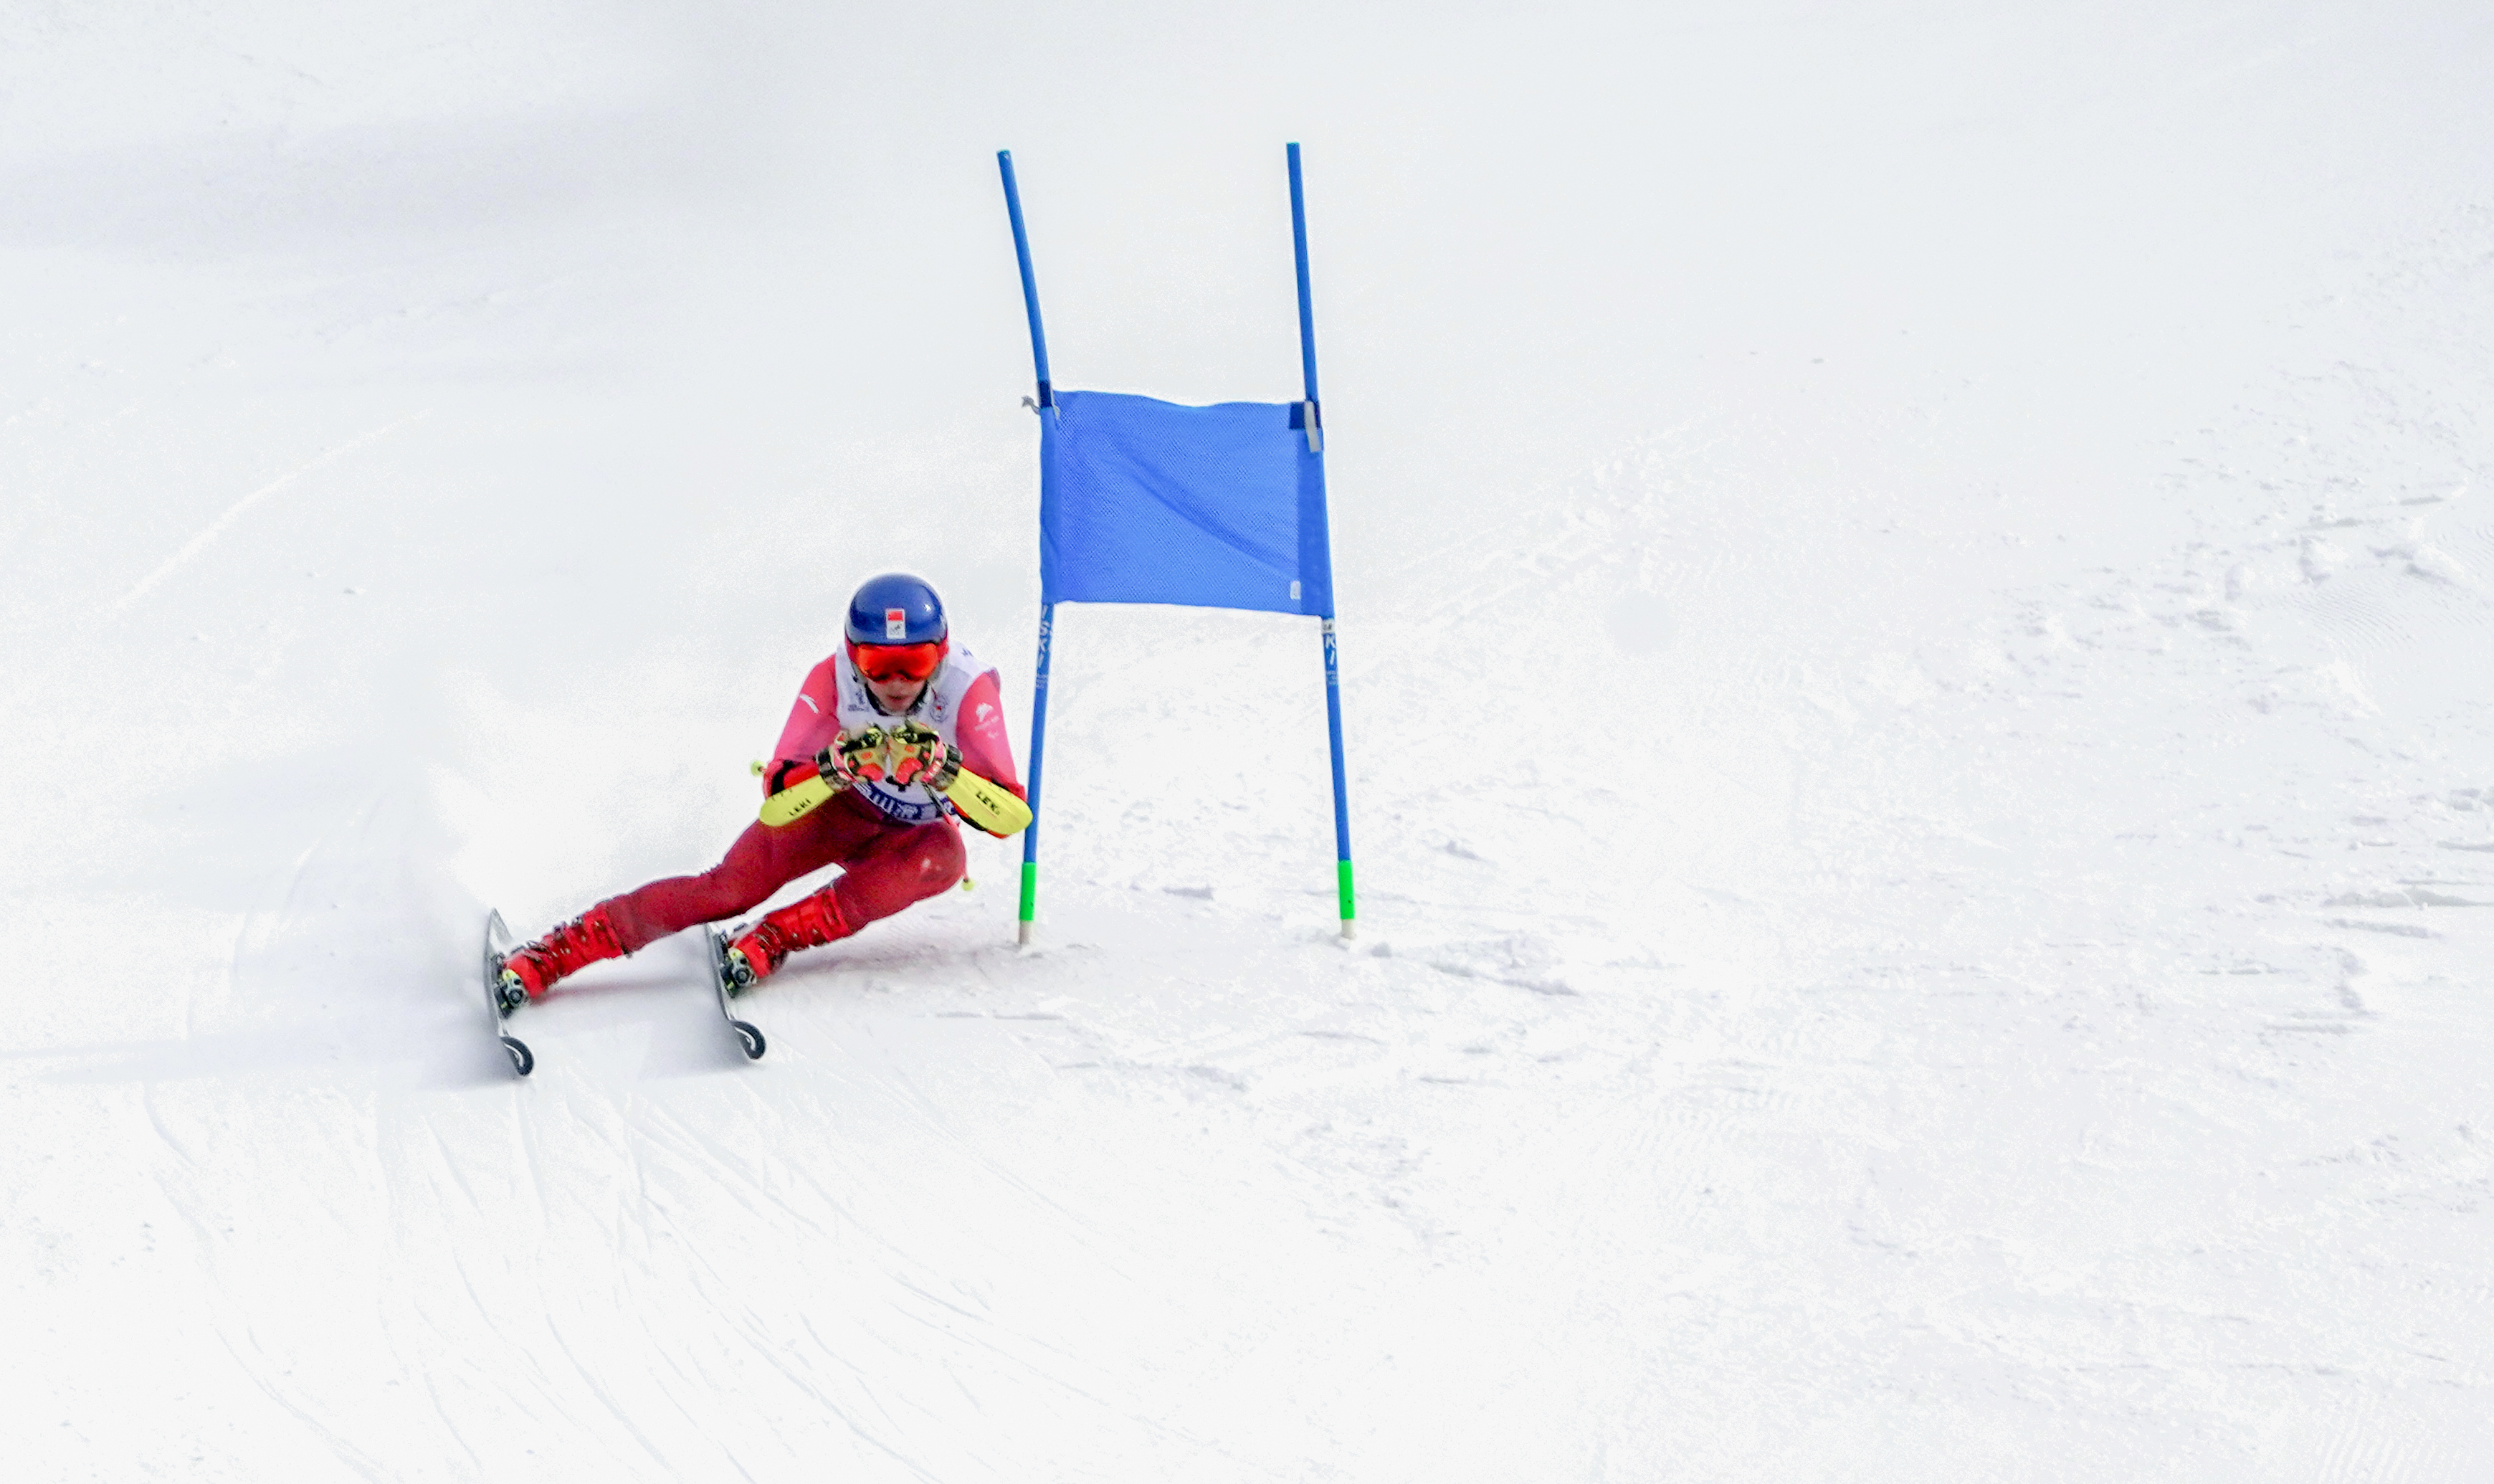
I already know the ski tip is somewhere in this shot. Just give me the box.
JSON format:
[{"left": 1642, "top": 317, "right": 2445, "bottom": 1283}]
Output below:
[{"left": 500, "top": 1034, "right": 534, "bottom": 1077}]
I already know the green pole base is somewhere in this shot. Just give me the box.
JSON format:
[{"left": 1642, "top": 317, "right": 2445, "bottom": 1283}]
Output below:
[{"left": 1018, "top": 860, "right": 1039, "bottom": 945}]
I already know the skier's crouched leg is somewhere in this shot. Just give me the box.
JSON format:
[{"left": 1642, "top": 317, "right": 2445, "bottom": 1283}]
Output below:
[
  {"left": 831, "top": 819, "right": 966, "bottom": 929},
  {"left": 601, "top": 826, "right": 809, "bottom": 951}
]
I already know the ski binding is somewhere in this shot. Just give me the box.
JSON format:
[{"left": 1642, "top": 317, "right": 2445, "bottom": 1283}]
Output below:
[
  {"left": 480, "top": 910, "right": 535, "bottom": 1078},
  {"left": 706, "top": 927, "right": 767, "bottom": 1061}
]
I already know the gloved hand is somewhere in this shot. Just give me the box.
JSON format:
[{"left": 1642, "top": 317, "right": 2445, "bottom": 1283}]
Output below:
[
  {"left": 885, "top": 720, "right": 961, "bottom": 791},
  {"left": 817, "top": 726, "right": 891, "bottom": 788}
]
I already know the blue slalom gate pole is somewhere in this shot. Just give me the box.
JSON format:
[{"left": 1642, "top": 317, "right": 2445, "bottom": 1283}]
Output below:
[
  {"left": 1001, "top": 149, "right": 1057, "bottom": 943},
  {"left": 1288, "top": 143, "right": 1322, "bottom": 424},
  {"left": 1290, "top": 142, "right": 1356, "bottom": 938},
  {"left": 1019, "top": 602, "right": 1055, "bottom": 944},
  {"left": 998, "top": 151, "right": 1054, "bottom": 409}
]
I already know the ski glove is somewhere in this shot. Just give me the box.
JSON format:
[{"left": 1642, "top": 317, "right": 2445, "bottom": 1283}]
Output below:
[
  {"left": 885, "top": 720, "right": 961, "bottom": 791},
  {"left": 817, "top": 726, "right": 892, "bottom": 788}
]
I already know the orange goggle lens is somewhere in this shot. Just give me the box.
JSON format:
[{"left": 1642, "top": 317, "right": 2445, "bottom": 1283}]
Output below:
[{"left": 849, "top": 640, "right": 945, "bottom": 682}]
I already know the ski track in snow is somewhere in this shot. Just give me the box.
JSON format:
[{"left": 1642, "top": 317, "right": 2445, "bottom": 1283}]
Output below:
[
  {"left": 6, "top": 2, "right": 2494, "bottom": 1479},
  {"left": 110, "top": 413, "right": 431, "bottom": 618}
]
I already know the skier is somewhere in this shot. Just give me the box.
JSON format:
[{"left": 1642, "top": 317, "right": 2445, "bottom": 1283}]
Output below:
[{"left": 494, "top": 572, "right": 1024, "bottom": 1007}]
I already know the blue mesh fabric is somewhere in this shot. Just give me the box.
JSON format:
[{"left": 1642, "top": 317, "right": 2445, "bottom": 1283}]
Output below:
[{"left": 1039, "top": 389, "right": 1335, "bottom": 617}]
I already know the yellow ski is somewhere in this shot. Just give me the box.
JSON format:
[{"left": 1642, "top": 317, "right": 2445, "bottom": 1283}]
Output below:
[{"left": 758, "top": 766, "right": 1032, "bottom": 837}]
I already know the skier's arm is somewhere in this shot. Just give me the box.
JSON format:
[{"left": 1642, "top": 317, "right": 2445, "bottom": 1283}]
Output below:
[
  {"left": 950, "top": 670, "right": 1024, "bottom": 802},
  {"left": 764, "top": 659, "right": 842, "bottom": 796}
]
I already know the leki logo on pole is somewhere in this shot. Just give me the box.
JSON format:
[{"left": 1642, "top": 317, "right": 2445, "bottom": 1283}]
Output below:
[{"left": 884, "top": 607, "right": 908, "bottom": 640}]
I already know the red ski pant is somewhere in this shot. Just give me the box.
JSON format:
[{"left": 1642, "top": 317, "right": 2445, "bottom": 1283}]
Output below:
[{"left": 599, "top": 789, "right": 966, "bottom": 954}]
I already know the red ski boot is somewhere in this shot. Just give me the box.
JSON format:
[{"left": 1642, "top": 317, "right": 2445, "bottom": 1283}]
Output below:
[
  {"left": 498, "top": 904, "right": 625, "bottom": 1008},
  {"left": 723, "top": 892, "right": 849, "bottom": 989}
]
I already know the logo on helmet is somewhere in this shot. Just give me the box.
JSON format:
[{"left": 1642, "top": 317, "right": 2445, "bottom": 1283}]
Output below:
[{"left": 885, "top": 607, "right": 908, "bottom": 640}]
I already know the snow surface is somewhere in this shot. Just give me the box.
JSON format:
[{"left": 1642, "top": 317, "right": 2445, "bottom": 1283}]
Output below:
[{"left": 6, "top": 1, "right": 2494, "bottom": 1478}]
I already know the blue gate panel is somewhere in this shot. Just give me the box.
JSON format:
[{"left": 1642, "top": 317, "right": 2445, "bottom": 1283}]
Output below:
[{"left": 1039, "top": 389, "right": 1334, "bottom": 618}]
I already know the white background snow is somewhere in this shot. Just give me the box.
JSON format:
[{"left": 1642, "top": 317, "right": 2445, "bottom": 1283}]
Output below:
[{"left": 6, "top": 1, "right": 2492, "bottom": 1477}]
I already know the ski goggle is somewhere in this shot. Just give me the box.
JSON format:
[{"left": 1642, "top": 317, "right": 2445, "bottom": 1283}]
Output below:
[{"left": 847, "top": 639, "right": 946, "bottom": 683}]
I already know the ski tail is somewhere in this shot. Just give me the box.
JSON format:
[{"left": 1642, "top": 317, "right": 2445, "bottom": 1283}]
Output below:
[
  {"left": 480, "top": 910, "right": 534, "bottom": 1077},
  {"left": 707, "top": 926, "right": 766, "bottom": 1060}
]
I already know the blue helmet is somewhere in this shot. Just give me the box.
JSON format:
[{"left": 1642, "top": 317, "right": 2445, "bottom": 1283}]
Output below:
[{"left": 845, "top": 572, "right": 948, "bottom": 647}]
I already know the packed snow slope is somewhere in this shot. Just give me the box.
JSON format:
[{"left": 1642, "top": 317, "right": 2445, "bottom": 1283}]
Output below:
[{"left": 6, "top": 1, "right": 2493, "bottom": 1478}]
